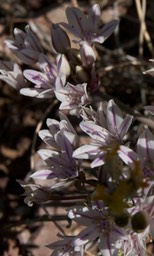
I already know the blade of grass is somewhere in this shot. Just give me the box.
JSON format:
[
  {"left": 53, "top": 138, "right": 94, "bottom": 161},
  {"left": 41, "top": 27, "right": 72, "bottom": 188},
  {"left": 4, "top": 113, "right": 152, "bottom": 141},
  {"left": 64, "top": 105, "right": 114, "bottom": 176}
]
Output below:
[{"left": 135, "top": 0, "right": 154, "bottom": 57}]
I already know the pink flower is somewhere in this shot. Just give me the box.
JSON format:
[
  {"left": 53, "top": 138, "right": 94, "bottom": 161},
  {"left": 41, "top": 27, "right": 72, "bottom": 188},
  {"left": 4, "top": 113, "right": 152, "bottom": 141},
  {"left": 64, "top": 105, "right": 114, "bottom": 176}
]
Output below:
[
  {"left": 20, "top": 54, "right": 70, "bottom": 98},
  {"left": 67, "top": 201, "right": 126, "bottom": 255},
  {"left": 55, "top": 82, "right": 90, "bottom": 116},
  {"left": 5, "top": 25, "right": 43, "bottom": 64},
  {"left": 61, "top": 4, "right": 119, "bottom": 45},
  {"left": 47, "top": 233, "right": 83, "bottom": 256},
  {"left": 31, "top": 113, "right": 80, "bottom": 181},
  {"left": 73, "top": 100, "right": 134, "bottom": 168}
]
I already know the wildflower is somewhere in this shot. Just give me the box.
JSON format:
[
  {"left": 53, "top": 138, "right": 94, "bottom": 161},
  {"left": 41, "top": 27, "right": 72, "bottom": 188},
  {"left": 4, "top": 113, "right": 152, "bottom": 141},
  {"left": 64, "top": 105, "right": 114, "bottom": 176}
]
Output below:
[
  {"left": 31, "top": 141, "right": 78, "bottom": 180},
  {"left": 55, "top": 82, "right": 90, "bottom": 116},
  {"left": 119, "top": 232, "right": 147, "bottom": 256},
  {"left": 17, "top": 180, "right": 51, "bottom": 206},
  {"left": 0, "top": 60, "right": 27, "bottom": 89},
  {"left": 39, "top": 112, "right": 79, "bottom": 148},
  {"left": 61, "top": 4, "right": 119, "bottom": 45},
  {"left": 20, "top": 54, "right": 70, "bottom": 98},
  {"left": 67, "top": 201, "right": 126, "bottom": 255},
  {"left": 47, "top": 233, "right": 83, "bottom": 256},
  {"left": 5, "top": 25, "right": 43, "bottom": 64},
  {"left": 73, "top": 99, "right": 134, "bottom": 168},
  {"left": 31, "top": 113, "right": 79, "bottom": 181}
]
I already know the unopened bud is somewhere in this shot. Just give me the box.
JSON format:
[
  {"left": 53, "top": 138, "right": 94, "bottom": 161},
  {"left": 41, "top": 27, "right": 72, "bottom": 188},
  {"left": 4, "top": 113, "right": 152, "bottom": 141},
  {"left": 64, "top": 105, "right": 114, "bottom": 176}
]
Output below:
[
  {"left": 57, "top": 54, "right": 71, "bottom": 77},
  {"left": 131, "top": 211, "right": 149, "bottom": 233},
  {"left": 115, "top": 212, "right": 130, "bottom": 227},
  {"left": 51, "top": 23, "right": 71, "bottom": 54}
]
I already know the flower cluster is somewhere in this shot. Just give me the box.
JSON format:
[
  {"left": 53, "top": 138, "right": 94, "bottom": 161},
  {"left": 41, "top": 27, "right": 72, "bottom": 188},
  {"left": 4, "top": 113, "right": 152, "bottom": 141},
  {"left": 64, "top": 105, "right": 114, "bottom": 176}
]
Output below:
[{"left": 1, "top": 2, "right": 154, "bottom": 256}]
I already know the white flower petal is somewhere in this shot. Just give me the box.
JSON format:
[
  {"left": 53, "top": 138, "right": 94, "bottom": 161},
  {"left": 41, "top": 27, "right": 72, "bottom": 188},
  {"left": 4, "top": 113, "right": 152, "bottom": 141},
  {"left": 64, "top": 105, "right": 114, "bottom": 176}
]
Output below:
[
  {"left": 30, "top": 170, "right": 53, "bottom": 179},
  {"left": 91, "top": 154, "right": 105, "bottom": 168},
  {"left": 118, "top": 145, "right": 138, "bottom": 168},
  {"left": 80, "top": 121, "right": 108, "bottom": 143},
  {"left": 106, "top": 99, "right": 123, "bottom": 134},
  {"left": 73, "top": 144, "right": 99, "bottom": 159},
  {"left": 93, "top": 19, "right": 119, "bottom": 44},
  {"left": 118, "top": 115, "right": 133, "bottom": 140},
  {"left": 137, "top": 128, "right": 154, "bottom": 162}
]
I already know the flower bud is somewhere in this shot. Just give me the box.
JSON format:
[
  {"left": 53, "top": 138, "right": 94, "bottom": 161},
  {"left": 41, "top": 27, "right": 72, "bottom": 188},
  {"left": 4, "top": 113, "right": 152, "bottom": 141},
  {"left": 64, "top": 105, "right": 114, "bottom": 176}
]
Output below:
[
  {"left": 131, "top": 211, "right": 149, "bottom": 233},
  {"left": 57, "top": 54, "right": 71, "bottom": 77},
  {"left": 115, "top": 212, "right": 130, "bottom": 227},
  {"left": 80, "top": 42, "right": 96, "bottom": 67},
  {"left": 51, "top": 23, "right": 71, "bottom": 54}
]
